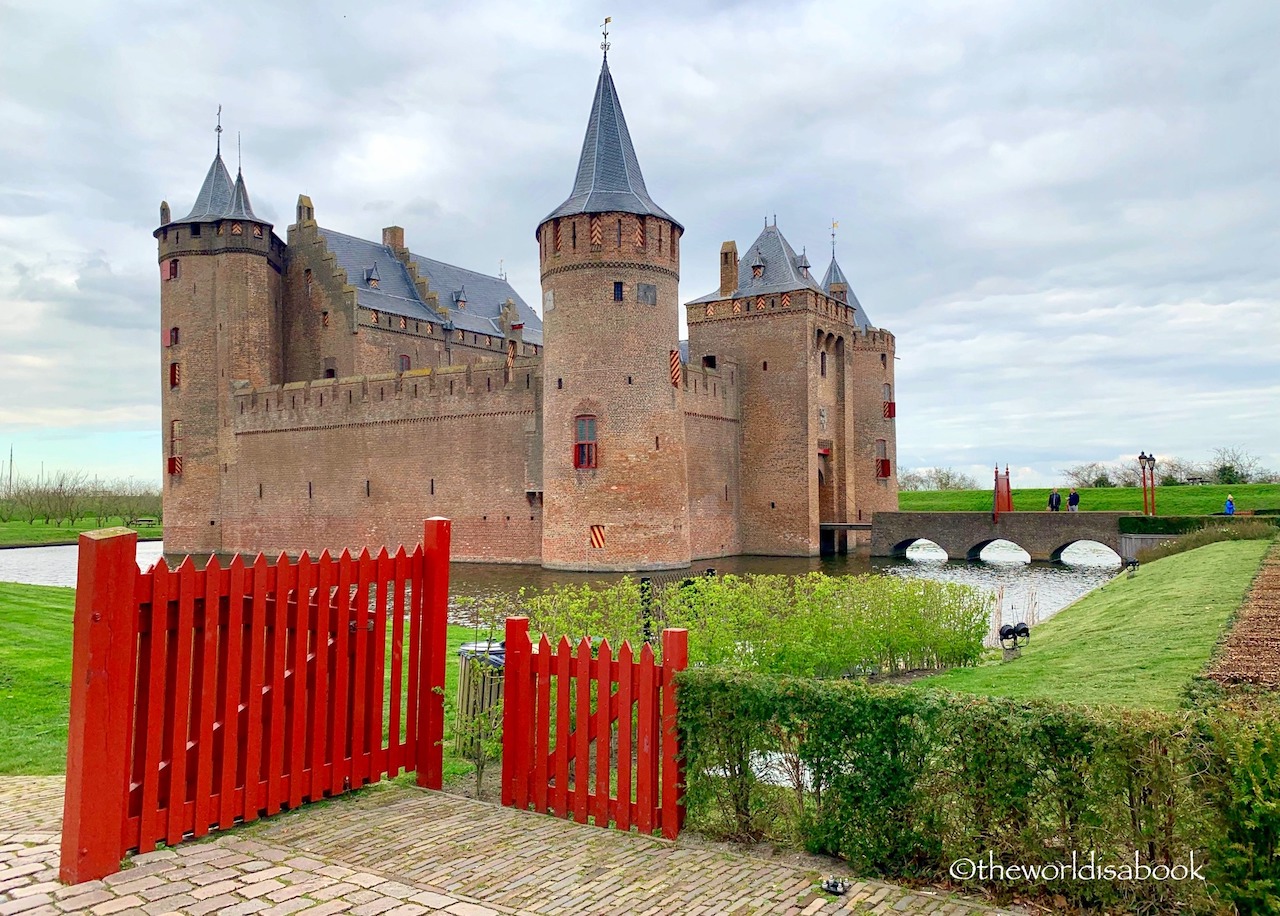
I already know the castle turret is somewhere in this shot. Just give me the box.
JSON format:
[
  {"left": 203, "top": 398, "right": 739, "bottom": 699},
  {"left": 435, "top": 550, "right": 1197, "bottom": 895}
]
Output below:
[
  {"left": 155, "top": 128, "right": 284, "bottom": 554},
  {"left": 538, "top": 57, "right": 691, "bottom": 570}
]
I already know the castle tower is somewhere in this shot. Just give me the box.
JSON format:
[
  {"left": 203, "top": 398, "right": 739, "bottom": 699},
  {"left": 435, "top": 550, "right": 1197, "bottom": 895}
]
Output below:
[
  {"left": 538, "top": 57, "right": 691, "bottom": 570},
  {"left": 155, "top": 130, "right": 284, "bottom": 554}
]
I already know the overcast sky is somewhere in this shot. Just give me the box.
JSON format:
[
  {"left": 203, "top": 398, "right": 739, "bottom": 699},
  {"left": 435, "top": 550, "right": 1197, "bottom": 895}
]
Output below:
[{"left": 1, "top": 0, "right": 1276, "bottom": 487}]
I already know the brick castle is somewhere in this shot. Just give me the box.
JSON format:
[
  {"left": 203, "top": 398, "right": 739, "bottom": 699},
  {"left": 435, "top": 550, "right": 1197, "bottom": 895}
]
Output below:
[{"left": 155, "top": 57, "right": 898, "bottom": 570}]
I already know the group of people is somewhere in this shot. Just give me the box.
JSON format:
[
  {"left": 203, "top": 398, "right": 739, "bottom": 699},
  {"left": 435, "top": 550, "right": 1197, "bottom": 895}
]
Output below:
[{"left": 1047, "top": 488, "right": 1080, "bottom": 512}]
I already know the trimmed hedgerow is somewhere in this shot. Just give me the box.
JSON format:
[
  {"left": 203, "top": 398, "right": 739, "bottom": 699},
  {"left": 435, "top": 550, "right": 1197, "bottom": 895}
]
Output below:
[{"left": 677, "top": 669, "right": 1280, "bottom": 912}]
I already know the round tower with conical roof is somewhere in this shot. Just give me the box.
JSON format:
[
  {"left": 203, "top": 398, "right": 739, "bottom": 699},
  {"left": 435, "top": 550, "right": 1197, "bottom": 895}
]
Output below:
[
  {"left": 154, "top": 130, "right": 284, "bottom": 555},
  {"left": 538, "top": 58, "right": 691, "bottom": 570}
]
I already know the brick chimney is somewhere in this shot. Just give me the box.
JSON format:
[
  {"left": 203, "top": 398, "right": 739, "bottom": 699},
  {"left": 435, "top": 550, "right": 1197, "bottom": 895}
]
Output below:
[
  {"left": 382, "top": 226, "right": 405, "bottom": 251},
  {"left": 719, "top": 241, "right": 738, "bottom": 297}
]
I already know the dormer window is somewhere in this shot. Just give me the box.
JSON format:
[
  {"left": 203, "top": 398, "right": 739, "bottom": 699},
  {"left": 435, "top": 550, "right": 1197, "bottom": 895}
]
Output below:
[
  {"left": 749, "top": 250, "right": 765, "bottom": 280},
  {"left": 364, "top": 264, "right": 380, "bottom": 289},
  {"left": 452, "top": 288, "right": 467, "bottom": 308}
]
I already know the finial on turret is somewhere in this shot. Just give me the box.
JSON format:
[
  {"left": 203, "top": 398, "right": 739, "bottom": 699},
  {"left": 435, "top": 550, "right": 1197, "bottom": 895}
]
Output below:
[
  {"left": 600, "top": 16, "right": 611, "bottom": 59},
  {"left": 237, "top": 131, "right": 242, "bottom": 174},
  {"left": 831, "top": 218, "right": 839, "bottom": 257},
  {"left": 216, "top": 104, "right": 223, "bottom": 156}
]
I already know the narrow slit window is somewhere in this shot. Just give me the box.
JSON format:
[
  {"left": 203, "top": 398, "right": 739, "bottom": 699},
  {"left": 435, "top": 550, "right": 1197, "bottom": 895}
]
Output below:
[
  {"left": 167, "top": 259, "right": 179, "bottom": 280},
  {"left": 399, "top": 354, "right": 411, "bottom": 372},
  {"left": 168, "top": 326, "right": 179, "bottom": 347},
  {"left": 169, "top": 362, "right": 181, "bottom": 388},
  {"left": 613, "top": 281, "right": 624, "bottom": 302}
]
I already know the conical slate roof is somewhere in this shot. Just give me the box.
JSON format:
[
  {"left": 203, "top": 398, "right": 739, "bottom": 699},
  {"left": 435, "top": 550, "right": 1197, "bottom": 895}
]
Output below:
[
  {"left": 541, "top": 59, "right": 680, "bottom": 229},
  {"left": 821, "top": 256, "right": 849, "bottom": 291},
  {"left": 226, "top": 169, "right": 259, "bottom": 221},
  {"left": 175, "top": 153, "right": 266, "bottom": 225},
  {"left": 821, "top": 255, "right": 872, "bottom": 329}
]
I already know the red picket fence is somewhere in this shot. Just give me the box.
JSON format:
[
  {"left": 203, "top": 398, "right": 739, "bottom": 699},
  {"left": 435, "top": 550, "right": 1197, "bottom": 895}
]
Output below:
[
  {"left": 60, "top": 519, "right": 452, "bottom": 884},
  {"left": 500, "top": 617, "right": 688, "bottom": 838}
]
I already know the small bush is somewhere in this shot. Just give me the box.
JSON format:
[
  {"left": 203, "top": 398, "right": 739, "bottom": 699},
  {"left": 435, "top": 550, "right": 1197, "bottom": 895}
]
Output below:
[{"left": 1137, "top": 522, "right": 1276, "bottom": 563}]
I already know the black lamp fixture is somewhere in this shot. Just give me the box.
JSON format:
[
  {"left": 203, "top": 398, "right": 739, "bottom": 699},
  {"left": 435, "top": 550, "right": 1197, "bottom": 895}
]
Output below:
[{"left": 999, "top": 622, "right": 1031, "bottom": 650}]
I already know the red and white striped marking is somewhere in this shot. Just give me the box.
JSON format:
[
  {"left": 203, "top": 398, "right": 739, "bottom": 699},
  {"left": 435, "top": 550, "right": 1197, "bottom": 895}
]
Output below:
[
  {"left": 589, "top": 525, "right": 606, "bottom": 549},
  {"left": 669, "top": 350, "right": 682, "bottom": 388}
]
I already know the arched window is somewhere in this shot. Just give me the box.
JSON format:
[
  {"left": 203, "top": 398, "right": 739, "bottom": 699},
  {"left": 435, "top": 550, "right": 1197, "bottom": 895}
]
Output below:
[
  {"left": 574, "top": 415, "right": 598, "bottom": 469},
  {"left": 168, "top": 327, "right": 179, "bottom": 347},
  {"left": 399, "top": 354, "right": 411, "bottom": 372}
]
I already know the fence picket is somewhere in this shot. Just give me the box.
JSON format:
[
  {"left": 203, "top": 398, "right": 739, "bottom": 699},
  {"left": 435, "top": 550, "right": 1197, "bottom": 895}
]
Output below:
[
  {"left": 166, "top": 558, "right": 196, "bottom": 844},
  {"left": 533, "top": 635, "right": 551, "bottom": 814},
  {"left": 219, "top": 555, "right": 247, "bottom": 830},
  {"left": 389, "top": 548, "right": 407, "bottom": 776},
  {"left": 405, "top": 546, "right": 422, "bottom": 770},
  {"left": 351, "top": 549, "right": 373, "bottom": 787},
  {"left": 660, "top": 629, "right": 688, "bottom": 839},
  {"left": 243, "top": 554, "right": 270, "bottom": 823},
  {"left": 594, "top": 639, "right": 612, "bottom": 827},
  {"left": 287, "top": 554, "right": 311, "bottom": 808},
  {"left": 636, "top": 643, "right": 656, "bottom": 835},
  {"left": 331, "top": 550, "right": 352, "bottom": 793},
  {"left": 553, "top": 636, "right": 571, "bottom": 819},
  {"left": 310, "top": 552, "right": 332, "bottom": 798},
  {"left": 371, "top": 549, "right": 391, "bottom": 778},
  {"left": 266, "top": 553, "right": 292, "bottom": 815},
  {"left": 573, "top": 637, "right": 591, "bottom": 824},
  {"left": 138, "top": 561, "right": 170, "bottom": 852},
  {"left": 192, "top": 556, "right": 221, "bottom": 837}
]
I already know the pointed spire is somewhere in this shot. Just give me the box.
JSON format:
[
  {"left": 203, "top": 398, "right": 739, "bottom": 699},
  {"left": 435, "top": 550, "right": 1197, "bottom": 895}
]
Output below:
[
  {"left": 541, "top": 59, "right": 680, "bottom": 229},
  {"left": 821, "top": 256, "right": 849, "bottom": 292},
  {"left": 227, "top": 169, "right": 258, "bottom": 220},
  {"left": 177, "top": 152, "right": 235, "bottom": 222}
]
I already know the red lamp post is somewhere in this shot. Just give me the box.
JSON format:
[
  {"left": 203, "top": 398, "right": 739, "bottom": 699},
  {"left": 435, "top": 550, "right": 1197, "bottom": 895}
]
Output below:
[{"left": 1138, "top": 451, "right": 1157, "bottom": 516}]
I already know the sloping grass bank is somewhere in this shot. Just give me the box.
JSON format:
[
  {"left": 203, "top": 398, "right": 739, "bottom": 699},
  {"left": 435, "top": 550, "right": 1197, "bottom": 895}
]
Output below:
[
  {"left": 0, "top": 580, "right": 482, "bottom": 776},
  {"left": 898, "top": 481, "right": 1278, "bottom": 514},
  {"left": 922, "top": 538, "right": 1273, "bottom": 709}
]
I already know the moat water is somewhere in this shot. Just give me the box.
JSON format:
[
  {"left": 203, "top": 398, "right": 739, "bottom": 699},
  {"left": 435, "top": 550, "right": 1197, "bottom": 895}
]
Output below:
[{"left": 0, "top": 539, "right": 1119, "bottom": 624}]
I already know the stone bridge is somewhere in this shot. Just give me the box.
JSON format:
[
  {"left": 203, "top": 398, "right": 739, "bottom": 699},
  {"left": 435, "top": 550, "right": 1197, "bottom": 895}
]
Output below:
[{"left": 870, "top": 511, "right": 1136, "bottom": 562}]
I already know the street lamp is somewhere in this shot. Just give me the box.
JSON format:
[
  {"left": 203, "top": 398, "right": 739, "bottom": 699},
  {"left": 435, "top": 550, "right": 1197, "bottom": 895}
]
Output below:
[{"left": 1138, "top": 451, "right": 1157, "bottom": 516}]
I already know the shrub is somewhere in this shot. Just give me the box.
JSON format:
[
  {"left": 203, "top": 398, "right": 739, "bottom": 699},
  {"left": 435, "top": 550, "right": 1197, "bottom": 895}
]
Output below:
[
  {"left": 677, "top": 669, "right": 1280, "bottom": 912},
  {"left": 1137, "top": 522, "right": 1276, "bottom": 563},
  {"left": 520, "top": 574, "right": 991, "bottom": 678}
]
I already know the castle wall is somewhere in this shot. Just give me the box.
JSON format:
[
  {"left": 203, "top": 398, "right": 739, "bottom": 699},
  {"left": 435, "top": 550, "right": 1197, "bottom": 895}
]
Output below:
[
  {"left": 850, "top": 329, "right": 899, "bottom": 542},
  {"left": 681, "top": 361, "right": 742, "bottom": 560},
  {"left": 221, "top": 361, "right": 543, "bottom": 563}
]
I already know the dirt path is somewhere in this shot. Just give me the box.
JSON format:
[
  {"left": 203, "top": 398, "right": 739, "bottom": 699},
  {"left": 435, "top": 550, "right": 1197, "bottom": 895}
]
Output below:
[{"left": 1209, "top": 541, "right": 1280, "bottom": 687}]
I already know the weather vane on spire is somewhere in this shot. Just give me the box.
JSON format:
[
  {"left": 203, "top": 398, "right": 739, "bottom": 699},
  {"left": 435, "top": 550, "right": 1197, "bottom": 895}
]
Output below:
[
  {"left": 215, "top": 104, "right": 223, "bottom": 156},
  {"left": 831, "top": 218, "right": 839, "bottom": 257},
  {"left": 600, "top": 17, "right": 611, "bottom": 59}
]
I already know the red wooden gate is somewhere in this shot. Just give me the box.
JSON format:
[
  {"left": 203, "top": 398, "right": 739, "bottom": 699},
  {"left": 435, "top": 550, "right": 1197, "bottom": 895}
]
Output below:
[
  {"left": 500, "top": 617, "right": 688, "bottom": 838},
  {"left": 60, "top": 518, "right": 451, "bottom": 884}
]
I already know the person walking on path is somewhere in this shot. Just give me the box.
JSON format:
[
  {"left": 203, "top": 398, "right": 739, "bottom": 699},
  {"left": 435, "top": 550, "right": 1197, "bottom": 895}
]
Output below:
[
  {"left": 1048, "top": 488, "right": 1062, "bottom": 512},
  {"left": 1068, "top": 488, "right": 1080, "bottom": 512},
  {"left": 1225, "top": 494, "right": 1235, "bottom": 515}
]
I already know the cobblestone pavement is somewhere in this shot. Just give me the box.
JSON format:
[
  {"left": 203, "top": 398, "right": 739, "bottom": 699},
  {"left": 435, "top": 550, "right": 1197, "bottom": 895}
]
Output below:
[{"left": 1, "top": 776, "right": 1018, "bottom": 915}]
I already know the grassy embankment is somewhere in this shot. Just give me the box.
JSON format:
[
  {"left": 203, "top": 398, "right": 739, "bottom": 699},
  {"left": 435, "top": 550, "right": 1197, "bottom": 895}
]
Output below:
[
  {"left": 898, "top": 481, "right": 1279, "bottom": 514},
  {"left": 922, "top": 538, "right": 1273, "bottom": 710},
  {"left": 0, "top": 518, "right": 164, "bottom": 548},
  {"left": 0, "top": 580, "right": 492, "bottom": 778}
]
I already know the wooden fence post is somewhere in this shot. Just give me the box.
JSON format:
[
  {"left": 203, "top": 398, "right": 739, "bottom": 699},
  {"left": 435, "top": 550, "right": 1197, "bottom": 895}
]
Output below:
[
  {"left": 60, "top": 527, "right": 139, "bottom": 884},
  {"left": 660, "top": 627, "right": 689, "bottom": 840},
  {"left": 417, "top": 518, "right": 451, "bottom": 789},
  {"left": 501, "top": 616, "right": 530, "bottom": 807}
]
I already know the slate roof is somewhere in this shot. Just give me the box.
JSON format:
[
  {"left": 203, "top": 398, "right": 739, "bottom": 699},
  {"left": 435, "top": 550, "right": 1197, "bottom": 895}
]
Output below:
[
  {"left": 316, "top": 227, "right": 542, "bottom": 345},
  {"left": 822, "top": 255, "right": 872, "bottom": 329},
  {"left": 541, "top": 59, "right": 680, "bottom": 229},
  {"left": 176, "top": 153, "right": 266, "bottom": 225},
  {"left": 687, "top": 225, "right": 824, "bottom": 304}
]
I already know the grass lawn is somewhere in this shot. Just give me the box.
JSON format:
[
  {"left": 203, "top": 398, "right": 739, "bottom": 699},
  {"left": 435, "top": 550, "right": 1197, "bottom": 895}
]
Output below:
[
  {"left": 898, "top": 482, "right": 1279, "bottom": 515},
  {"left": 0, "top": 579, "right": 492, "bottom": 777},
  {"left": 0, "top": 517, "right": 163, "bottom": 548},
  {"left": 921, "top": 538, "right": 1273, "bottom": 710}
]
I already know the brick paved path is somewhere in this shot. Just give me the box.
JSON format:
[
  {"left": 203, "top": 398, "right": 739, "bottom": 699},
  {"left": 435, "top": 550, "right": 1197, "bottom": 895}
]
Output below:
[{"left": 1, "top": 777, "right": 1017, "bottom": 915}]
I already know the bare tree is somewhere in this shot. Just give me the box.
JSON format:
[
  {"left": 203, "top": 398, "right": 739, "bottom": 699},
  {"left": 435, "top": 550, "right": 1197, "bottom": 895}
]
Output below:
[{"left": 1211, "top": 446, "right": 1263, "bottom": 485}]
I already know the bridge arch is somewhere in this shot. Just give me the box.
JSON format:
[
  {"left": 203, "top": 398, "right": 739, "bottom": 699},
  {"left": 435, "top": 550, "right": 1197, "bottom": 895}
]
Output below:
[
  {"left": 1050, "top": 539, "right": 1122, "bottom": 565},
  {"left": 966, "top": 539, "right": 1031, "bottom": 563},
  {"left": 890, "top": 537, "right": 947, "bottom": 559}
]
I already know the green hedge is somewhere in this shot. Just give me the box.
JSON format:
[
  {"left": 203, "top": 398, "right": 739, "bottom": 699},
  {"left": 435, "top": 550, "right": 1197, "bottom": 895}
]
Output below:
[
  {"left": 677, "top": 669, "right": 1280, "bottom": 912},
  {"left": 1119, "top": 515, "right": 1280, "bottom": 535}
]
